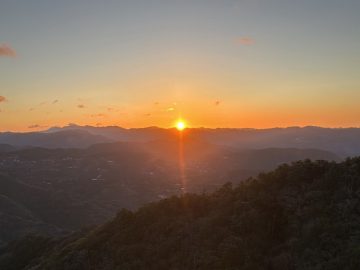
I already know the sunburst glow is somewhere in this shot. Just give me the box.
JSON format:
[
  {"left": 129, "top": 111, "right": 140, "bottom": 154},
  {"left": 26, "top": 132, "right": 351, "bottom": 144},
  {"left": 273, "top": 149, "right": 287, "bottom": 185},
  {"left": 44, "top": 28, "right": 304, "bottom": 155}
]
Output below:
[{"left": 176, "top": 120, "right": 186, "bottom": 131}]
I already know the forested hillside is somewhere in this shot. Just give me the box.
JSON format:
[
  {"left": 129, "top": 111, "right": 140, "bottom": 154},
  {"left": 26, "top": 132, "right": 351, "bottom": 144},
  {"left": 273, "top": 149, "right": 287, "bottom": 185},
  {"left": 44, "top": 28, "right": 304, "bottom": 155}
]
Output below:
[{"left": 1, "top": 158, "right": 360, "bottom": 270}]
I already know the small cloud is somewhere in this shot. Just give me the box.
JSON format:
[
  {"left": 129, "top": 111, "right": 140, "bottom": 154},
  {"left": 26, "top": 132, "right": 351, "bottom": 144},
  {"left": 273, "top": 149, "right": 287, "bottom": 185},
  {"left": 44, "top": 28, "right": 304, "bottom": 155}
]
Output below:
[
  {"left": 90, "top": 113, "right": 106, "bottom": 118},
  {"left": 28, "top": 124, "right": 47, "bottom": 129},
  {"left": 154, "top": 102, "right": 159, "bottom": 105},
  {"left": 28, "top": 124, "right": 40, "bottom": 129},
  {"left": 215, "top": 100, "right": 221, "bottom": 106},
  {"left": 77, "top": 104, "right": 85, "bottom": 109},
  {"left": 144, "top": 113, "right": 151, "bottom": 117},
  {"left": 107, "top": 107, "right": 115, "bottom": 112},
  {"left": 167, "top": 107, "right": 175, "bottom": 111},
  {"left": 52, "top": 99, "right": 59, "bottom": 104},
  {"left": 236, "top": 37, "right": 255, "bottom": 45},
  {"left": 0, "top": 96, "right": 6, "bottom": 103},
  {"left": 0, "top": 44, "right": 16, "bottom": 57},
  {"left": 29, "top": 108, "right": 35, "bottom": 111}
]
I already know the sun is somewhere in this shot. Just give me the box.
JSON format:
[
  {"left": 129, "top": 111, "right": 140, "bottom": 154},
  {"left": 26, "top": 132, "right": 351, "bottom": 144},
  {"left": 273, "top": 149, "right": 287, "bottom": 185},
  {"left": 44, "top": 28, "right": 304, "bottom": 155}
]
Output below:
[{"left": 176, "top": 120, "right": 186, "bottom": 131}]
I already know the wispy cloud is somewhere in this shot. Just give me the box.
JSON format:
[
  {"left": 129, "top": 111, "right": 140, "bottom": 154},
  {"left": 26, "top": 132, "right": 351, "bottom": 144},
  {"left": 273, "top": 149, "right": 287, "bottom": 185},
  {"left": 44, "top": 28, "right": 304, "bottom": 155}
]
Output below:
[
  {"left": 0, "top": 96, "right": 6, "bottom": 103},
  {"left": 215, "top": 100, "right": 221, "bottom": 106},
  {"left": 52, "top": 99, "right": 59, "bottom": 104},
  {"left": 28, "top": 124, "right": 47, "bottom": 129},
  {"left": 107, "top": 107, "right": 119, "bottom": 112},
  {"left": 236, "top": 37, "right": 255, "bottom": 45},
  {"left": 0, "top": 44, "right": 16, "bottom": 57},
  {"left": 90, "top": 113, "right": 106, "bottom": 118},
  {"left": 77, "top": 104, "right": 85, "bottom": 109}
]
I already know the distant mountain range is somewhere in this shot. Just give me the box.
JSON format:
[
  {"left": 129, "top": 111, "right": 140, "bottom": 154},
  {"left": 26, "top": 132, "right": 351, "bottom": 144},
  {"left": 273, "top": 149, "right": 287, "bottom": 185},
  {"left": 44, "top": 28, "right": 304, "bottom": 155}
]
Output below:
[
  {"left": 1, "top": 125, "right": 360, "bottom": 156},
  {"left": 0, "top": 144, "right": 16, "bottom": 152},
  {"left": 0, "top": 129, "right": 110, "bottom": 149}
]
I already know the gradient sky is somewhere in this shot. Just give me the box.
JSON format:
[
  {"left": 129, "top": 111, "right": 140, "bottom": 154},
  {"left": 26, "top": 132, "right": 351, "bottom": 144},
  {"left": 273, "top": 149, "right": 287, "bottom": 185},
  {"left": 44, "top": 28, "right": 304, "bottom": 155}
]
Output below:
[{"left": 1, "top": 0, "right": 360, "bottom": 131}]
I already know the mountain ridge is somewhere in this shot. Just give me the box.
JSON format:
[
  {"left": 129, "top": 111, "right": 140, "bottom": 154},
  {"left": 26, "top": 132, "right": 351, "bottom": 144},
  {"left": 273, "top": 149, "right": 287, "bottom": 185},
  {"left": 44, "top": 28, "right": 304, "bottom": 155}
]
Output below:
[{"left": 2, "top": 125, "right": 360, "bottom": 156}]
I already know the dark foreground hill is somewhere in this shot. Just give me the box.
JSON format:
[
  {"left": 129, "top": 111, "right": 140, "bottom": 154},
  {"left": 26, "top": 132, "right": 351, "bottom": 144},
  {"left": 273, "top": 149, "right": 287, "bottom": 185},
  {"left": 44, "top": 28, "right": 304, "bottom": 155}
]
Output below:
[{"left": 1, "top": 158, "right": 360, "bottom": 270}]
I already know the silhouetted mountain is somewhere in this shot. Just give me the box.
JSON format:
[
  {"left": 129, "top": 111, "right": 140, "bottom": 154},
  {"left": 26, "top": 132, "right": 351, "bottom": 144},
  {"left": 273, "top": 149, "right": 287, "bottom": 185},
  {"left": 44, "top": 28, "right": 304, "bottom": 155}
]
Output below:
[
  {"left": 3, "top": 125, "right": 360, "bottom": 156},
  {"left": 46, "top": 124, "right": 169, "bottom": 141},
  {"left": 2, "top": 158, "right": 360, "bottom": 270},
  {"left": 0, "top": 130, "right": 112, "bottom": 148},
  {"left": 46, "top": 124, "right": 129, "bottom": 140},
  {"left": 195, "top": 126, "right": 360, "bottom": 157}
]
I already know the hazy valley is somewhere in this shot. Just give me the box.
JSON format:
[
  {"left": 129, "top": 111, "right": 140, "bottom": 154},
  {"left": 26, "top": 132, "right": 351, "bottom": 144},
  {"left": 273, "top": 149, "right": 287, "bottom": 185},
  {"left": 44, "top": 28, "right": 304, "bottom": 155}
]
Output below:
[{"left": 0, "top": 126, "right": 343, "bottom": 247}]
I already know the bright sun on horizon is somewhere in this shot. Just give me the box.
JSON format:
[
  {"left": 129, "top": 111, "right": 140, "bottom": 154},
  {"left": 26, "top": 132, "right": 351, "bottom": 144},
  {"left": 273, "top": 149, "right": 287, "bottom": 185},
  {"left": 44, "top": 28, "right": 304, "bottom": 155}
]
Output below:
[{"left": 176, "top": 120, "right": 186, "bottom": 131}]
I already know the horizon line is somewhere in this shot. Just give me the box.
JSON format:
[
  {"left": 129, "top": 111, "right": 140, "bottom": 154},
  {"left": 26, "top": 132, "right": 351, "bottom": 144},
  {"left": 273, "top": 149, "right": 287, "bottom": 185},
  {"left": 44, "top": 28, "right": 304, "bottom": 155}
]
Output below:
[{"left": 3, "top": 124, "right": 360, "bottom": 134}]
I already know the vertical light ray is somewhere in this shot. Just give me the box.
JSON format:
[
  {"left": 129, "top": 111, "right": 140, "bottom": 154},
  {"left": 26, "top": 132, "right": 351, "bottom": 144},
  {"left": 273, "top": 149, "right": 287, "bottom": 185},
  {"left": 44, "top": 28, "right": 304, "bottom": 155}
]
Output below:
[{"left": 177, "top": 128, "right": 187, "bottom": 195}]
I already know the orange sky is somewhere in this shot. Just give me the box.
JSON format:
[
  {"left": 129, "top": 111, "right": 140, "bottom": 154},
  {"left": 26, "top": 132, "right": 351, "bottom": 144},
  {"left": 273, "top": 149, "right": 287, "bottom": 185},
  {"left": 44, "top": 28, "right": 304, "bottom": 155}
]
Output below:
[{"left": 1, "top": 1, "right": 360, "bottom": 131}]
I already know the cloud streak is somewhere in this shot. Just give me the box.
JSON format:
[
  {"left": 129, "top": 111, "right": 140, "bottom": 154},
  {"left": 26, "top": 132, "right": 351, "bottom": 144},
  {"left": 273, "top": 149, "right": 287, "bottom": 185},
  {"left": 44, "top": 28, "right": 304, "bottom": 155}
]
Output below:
[
  {"left": 90, "top": 113, "right": 106, "bottom": 118},
  {"left": 236, "top": 37, "right": 255, "bottom": 45},
  {"left": 0, "top": 96, "right": 6, "bottom": 103},
  {"left": 0, "top": 44, "right": 16, "bottom": 57},
  {"left": 28, "top": 124, "right": 47, "bottom": 129}
]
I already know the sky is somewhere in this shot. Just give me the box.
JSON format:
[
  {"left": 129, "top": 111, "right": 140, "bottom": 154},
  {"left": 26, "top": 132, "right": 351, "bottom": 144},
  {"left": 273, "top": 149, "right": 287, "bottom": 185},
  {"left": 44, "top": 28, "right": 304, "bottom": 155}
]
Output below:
[{"left": 1, "top": 0, "right": 360, "bottom": 131}]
